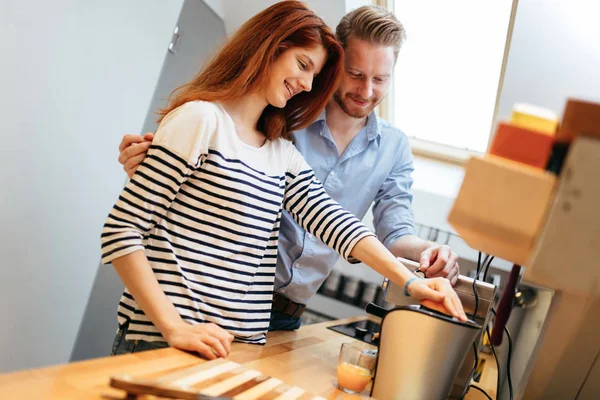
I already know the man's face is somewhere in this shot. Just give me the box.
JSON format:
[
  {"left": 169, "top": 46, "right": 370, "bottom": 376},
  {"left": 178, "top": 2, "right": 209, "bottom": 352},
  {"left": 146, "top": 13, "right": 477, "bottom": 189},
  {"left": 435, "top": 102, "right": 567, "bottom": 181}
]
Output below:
[{"left": 334, "top": 37, "right": 395, "bottom": 119}]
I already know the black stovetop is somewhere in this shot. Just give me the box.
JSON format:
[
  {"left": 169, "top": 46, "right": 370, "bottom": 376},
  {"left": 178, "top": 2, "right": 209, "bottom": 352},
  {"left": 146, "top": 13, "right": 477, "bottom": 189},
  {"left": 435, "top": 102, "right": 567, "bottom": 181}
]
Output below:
[{"left": 327, "top": 319, "right": 381, "bottom": 345}]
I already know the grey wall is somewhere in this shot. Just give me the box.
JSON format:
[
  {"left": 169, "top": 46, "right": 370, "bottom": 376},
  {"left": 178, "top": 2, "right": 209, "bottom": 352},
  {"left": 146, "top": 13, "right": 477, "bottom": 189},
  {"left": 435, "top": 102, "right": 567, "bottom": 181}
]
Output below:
[
  {"left": 70, "top": 0, "right": 227, "bottom": 363},
  {"left": 69, "top": 0, "right": 363, "bottom": 363},
  {"left": 0, "top": 0, "right": 183, "bottom": 373}
]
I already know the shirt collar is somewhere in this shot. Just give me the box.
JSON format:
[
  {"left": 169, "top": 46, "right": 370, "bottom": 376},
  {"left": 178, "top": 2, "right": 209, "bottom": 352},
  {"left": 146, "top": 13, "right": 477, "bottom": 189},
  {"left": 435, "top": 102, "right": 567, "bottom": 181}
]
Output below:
[
  {"left": 314, "top": 107, "right": 381, "bottom": 142},
  {"left": 364, "top": 110, "right": 381, "bottom": 142},
  {"left": 314, "top": 108, "right": 327, "bottom": 124}
]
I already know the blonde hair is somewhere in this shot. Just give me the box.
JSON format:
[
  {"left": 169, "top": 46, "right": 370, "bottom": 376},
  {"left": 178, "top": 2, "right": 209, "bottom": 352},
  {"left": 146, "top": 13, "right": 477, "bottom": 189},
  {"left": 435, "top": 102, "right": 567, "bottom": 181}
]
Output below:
[{"left": 336, "top": 5, "right": 406, "bottom": 61}]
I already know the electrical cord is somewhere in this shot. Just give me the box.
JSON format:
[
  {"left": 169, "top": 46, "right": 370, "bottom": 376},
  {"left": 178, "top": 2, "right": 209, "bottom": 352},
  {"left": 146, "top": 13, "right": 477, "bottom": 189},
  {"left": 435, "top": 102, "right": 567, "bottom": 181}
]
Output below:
[
  {"left": 505, "top": 326, "right": 514, "bottom": 400},
  {"left": 460, "top": 252, "right": 494, "bottom": 400},
  {"left": 472, "top": 251, "right": 483, "bottom": 320},
  {"left": 490, "top": 308, "right": 514, "bottom": 400},
  {"left": 482, "top": 256, "right": 495, "bottom": 282},
  {"left": 486, "top": 326, "right": 502, "bottom": 399},
  {"left": 481, "top": 254, "right": 490, "bottom": 277},
  {"left": 467, "top": 385, "right": 493, "bottom": 400}
]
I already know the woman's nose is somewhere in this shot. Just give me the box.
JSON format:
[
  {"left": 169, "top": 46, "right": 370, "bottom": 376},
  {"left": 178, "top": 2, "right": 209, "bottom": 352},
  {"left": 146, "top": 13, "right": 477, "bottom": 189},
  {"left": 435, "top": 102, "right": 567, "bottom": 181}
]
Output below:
[{"left": 299, "top": 75, "right": 313, "bottom": 93}]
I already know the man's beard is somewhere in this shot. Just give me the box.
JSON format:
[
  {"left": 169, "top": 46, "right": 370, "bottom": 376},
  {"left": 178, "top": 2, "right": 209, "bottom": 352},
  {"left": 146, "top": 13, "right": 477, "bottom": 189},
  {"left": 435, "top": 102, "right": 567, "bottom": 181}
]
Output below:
[{"left": 333, "top": 91, "right": 379, "bottom": 119}]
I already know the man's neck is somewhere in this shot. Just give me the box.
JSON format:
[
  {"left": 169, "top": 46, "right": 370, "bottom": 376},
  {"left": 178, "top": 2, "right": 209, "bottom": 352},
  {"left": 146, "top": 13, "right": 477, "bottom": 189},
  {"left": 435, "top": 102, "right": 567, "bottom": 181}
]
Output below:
[
  {"left": 326, "top": 100, "right": 368, "bottom": 138},
  {"left": 325, "top": 100, "right": 368, "bottom": 157}
]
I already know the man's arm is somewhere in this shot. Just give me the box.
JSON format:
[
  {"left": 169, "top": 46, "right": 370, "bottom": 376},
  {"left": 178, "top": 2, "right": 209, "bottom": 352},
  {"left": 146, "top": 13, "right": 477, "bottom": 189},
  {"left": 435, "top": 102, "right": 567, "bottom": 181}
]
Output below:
[
  {"left": 388, "top": 235, "right": 459, "bottom": 285},
  {"left": 120, "top": 132, "right": 460, "bottom": 284},
  {"left": 389, "top": 234, "right": 432, "bottom": 261},
  {"left": 118, "top": 133, "right": 155, "bottom": 177},
  {"left": 372, "top": 135, "right": 460, "bottom": 284}
]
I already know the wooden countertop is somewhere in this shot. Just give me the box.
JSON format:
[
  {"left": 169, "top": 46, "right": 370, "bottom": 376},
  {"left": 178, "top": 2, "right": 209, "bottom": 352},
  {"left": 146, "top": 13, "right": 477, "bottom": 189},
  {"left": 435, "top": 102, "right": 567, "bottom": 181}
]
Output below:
[{"left": 0, "top": 316, "right": 495, "bottom": 399}]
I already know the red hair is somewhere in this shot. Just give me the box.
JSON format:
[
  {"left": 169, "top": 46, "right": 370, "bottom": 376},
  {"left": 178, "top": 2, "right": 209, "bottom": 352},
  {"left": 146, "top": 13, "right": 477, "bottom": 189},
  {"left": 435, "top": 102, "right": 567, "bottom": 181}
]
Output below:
[{"left": 157, "top": 1, "right": 343, "bottom": 140}]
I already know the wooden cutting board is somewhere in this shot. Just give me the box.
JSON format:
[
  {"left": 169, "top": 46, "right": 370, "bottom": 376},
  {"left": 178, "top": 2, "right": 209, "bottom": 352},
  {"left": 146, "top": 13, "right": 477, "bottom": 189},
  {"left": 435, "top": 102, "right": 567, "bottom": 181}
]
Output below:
[{"left": 110, "top": 358, "right": 327, "bottom": 400}]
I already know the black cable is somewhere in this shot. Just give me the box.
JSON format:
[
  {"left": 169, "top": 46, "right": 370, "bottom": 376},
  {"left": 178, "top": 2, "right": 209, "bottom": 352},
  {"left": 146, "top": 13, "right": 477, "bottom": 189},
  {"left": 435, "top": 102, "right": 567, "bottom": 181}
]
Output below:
[
  {"left": 472, "top": 251, "right": 482, "bottom": 320},
  {"left": 481, "top": 254, "right": 490, "bottom": 276},
  {"left": 467, "top": 385, "right": 493, "bottom": 400},
  {"left": 489, "top": 308, "right": 514, "bottom": 400},
  {"left": 460, "top": 253, "right": 481, "bottom": 400},
  {"left": 482, "top": 256, "right": 495, "bottom": 282},
  {"left": 505, "top": 325, "right": 514, "bottom": 400},
  {"left": 486, "top": 326, "right": 502, "bottom": 400},
  {"left": 459, "top": 252, "right": 493, "bottom": 400}
]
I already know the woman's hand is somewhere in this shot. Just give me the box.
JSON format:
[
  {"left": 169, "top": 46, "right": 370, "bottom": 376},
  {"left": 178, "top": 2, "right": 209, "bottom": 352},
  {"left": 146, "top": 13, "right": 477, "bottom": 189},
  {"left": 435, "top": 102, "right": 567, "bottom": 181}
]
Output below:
[
  {"left": 164, "top": 321, "right": 235, "bottom": 360},
  {"left": 407, "top": 277, "right": 468, "bottom": 321}
]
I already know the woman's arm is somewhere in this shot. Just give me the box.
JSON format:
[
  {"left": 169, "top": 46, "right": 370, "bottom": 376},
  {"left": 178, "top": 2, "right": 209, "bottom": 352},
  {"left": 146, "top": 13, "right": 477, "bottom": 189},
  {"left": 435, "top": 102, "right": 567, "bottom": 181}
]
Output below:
[
  {"left": 349, "top": 236, "right": 466, "bottom": 321},
  {"left": 102, "top": 104, "right": 233, "bottom": 358},
  {"left": 283, "top": 152, "right": 467, "bottom": 321},
  {"left": 112, "top": 251, "right": 233, "bottom": 359}
]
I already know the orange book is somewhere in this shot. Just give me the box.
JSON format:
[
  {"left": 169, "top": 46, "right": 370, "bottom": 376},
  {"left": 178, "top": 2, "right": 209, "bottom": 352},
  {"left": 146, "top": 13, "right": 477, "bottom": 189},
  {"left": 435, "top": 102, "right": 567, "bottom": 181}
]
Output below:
[
  {"left": 557, "top": 98, "right": 600, "bottom": 141},
  {"left": 489, "top": 122, "right": 555, "bottom": 169}
]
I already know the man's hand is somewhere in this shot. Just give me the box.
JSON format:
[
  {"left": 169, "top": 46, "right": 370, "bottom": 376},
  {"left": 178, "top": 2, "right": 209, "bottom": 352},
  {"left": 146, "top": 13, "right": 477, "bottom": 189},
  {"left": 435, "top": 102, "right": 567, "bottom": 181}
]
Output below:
[
  {"left": 118, "top": 132, "right": 154, "bottom": 177},
  {"left": 419, "top": 244, "right": 459, "bottom": 285},
  {"left": 164, "top": 320, "right": 234, "bottom": 360}
]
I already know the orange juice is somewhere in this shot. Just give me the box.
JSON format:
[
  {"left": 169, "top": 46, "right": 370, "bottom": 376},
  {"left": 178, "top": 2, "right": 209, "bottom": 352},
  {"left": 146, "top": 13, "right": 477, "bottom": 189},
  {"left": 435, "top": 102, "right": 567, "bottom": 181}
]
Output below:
[{"left": 337, "top": 362, "right": 372, "bottom": 393}]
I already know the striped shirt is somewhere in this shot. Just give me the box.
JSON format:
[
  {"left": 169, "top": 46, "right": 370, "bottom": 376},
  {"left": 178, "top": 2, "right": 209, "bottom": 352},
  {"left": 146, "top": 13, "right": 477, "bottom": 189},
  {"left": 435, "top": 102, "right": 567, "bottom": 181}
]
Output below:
[{"left": 100, "top": 101, "right": 374, "bottom": 344}]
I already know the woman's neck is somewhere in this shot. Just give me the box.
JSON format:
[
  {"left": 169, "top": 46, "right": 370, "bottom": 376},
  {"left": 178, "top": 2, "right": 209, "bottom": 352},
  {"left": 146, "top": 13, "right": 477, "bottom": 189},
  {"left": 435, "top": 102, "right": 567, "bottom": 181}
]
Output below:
[
  {"left": 219, "top": 92, "right": 267, "bottom": 131},
  {"left": 219, "top": 91, "right": 269, "bottom": 148}
]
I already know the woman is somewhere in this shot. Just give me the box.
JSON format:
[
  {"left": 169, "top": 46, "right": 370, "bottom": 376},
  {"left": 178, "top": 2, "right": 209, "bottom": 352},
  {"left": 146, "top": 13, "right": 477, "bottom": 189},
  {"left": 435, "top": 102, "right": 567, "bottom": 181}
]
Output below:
[{"left": 102, "top": 1, "right": 466, "bottom": 360}]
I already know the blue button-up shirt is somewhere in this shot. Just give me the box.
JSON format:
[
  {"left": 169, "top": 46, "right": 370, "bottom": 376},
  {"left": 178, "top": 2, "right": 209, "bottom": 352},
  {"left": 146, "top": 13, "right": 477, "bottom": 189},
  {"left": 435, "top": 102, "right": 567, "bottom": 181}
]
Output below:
[{"left": 275, "top": 109, "right": 416, "bottom": 304}]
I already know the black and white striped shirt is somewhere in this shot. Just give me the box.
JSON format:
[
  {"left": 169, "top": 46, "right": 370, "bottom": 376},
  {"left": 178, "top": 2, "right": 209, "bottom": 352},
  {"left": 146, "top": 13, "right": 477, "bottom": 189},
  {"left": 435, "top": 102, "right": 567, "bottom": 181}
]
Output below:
[{"left": 101, "top": 101, "right": 374, "bottom": 344}]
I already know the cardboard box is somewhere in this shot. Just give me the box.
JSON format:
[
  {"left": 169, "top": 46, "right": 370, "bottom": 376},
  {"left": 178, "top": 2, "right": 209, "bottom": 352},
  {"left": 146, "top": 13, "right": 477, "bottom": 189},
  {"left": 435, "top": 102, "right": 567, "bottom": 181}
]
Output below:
[
  {"left": 525, "top": 136, "right": 600, "bottom": 296},
  {"left": 448, "top": 155, "right": 556, "bottom": 266}
]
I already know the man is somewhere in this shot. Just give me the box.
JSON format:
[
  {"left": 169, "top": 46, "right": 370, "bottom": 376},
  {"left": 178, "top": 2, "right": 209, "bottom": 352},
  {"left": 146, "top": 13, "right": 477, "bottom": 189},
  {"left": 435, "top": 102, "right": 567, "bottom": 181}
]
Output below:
[{"left": 118, "top": 5, "right": 460, "bottom": 331}]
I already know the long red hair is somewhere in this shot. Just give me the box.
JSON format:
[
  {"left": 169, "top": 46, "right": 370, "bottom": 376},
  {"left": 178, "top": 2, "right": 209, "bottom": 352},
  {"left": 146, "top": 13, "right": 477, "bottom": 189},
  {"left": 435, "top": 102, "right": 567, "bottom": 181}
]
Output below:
[{"left": 157, "top": 1, "right": 343, "bottom": 140}]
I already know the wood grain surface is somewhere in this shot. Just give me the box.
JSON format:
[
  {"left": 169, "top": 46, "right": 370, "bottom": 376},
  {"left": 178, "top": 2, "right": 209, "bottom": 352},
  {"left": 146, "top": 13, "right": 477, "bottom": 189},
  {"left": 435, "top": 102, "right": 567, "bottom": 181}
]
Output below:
[{"left": 0, "top": 316, "right": 495, "bottom": 399}]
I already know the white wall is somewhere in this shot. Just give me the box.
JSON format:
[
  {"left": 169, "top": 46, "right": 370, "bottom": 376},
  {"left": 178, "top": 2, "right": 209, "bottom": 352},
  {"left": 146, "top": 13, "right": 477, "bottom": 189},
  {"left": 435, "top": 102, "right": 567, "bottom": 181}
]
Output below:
[
  {"left": 220, "top": 0, "right": 348, "bottom": 33},
  {"left": 0, "top": 0, "right": 183, "bottom": 372},
  {"left": 495, "top": 0, "right": 600, "bottom": 123},
  {"left": 391, "top": 0, "right": 600, "bottom": 270},
  {"left": 345, "top": 0, "right": 372, "bottom": 13}
]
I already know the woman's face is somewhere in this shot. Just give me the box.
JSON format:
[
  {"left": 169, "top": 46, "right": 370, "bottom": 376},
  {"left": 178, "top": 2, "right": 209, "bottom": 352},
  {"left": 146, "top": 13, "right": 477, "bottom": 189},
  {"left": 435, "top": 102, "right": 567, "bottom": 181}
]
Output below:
[{"left": 265, "top": 45, "right": 328, "bottom": 108}]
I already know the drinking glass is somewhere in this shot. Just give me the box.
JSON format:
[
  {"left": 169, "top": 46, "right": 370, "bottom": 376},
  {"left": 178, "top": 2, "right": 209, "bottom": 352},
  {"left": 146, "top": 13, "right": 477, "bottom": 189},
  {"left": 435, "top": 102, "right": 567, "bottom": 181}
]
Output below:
[{"left": 336, "top": 343, "right": 377, "bottom": 394}]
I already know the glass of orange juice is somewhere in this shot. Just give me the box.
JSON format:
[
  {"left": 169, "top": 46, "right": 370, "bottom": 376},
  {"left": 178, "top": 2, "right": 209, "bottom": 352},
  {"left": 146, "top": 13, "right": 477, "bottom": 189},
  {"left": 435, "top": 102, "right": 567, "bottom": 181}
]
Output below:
[{"left": 336, "top": 343, "right": 377, "bottom": 394}]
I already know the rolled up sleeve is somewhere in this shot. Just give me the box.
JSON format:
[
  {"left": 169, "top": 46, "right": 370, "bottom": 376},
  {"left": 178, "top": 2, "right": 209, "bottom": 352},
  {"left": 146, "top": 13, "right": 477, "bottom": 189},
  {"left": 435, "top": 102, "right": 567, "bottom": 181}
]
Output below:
[{"left": 372, "top": 140, "right": 416, "bottom": 249}]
